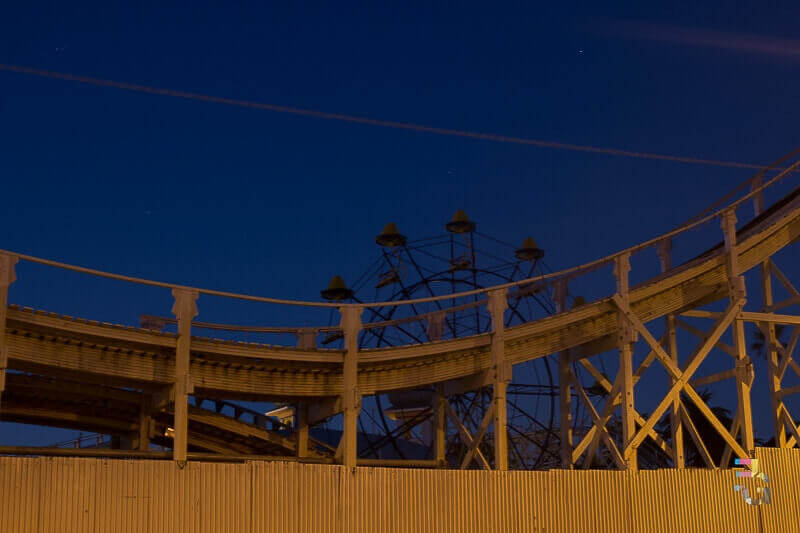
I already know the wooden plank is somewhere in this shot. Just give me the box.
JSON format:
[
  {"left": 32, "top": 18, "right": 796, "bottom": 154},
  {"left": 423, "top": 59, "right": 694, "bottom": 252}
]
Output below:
[
  {"left": 739, "top": 311, "right": 800, "bottom": 325},
  {"left": 689, "top": 368, "right": 736, "bottom": 388},
  {"left": 680, "top": 310, "right": 723, "bottom": 319}
]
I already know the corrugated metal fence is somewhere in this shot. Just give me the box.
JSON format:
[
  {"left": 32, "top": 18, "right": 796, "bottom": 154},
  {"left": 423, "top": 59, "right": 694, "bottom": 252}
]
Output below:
[{"left": 0, "top": 448, "right": 794, "bottom": 532}]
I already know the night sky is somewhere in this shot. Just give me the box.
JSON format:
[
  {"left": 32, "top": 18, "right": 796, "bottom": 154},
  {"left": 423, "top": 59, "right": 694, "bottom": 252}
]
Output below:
[{"left": 2, "top": 3, "right": 800, "bottom": 447}]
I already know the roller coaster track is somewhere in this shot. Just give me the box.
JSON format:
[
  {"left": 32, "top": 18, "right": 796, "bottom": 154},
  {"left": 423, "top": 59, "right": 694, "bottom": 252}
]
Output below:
[{"left": 3, "top": 158, "right": 800, "bottom": 470}]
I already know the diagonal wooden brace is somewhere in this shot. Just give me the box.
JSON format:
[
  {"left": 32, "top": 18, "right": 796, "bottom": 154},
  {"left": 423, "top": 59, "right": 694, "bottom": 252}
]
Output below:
[
  {"left": 625, "top": 299, "right": 743, "bottom": 456},
  {"left": 444, "top": 400, "right": 490, "bottom": 469},
  {"left": 460, "top": 403, "right": 495, "bottom": 469}
]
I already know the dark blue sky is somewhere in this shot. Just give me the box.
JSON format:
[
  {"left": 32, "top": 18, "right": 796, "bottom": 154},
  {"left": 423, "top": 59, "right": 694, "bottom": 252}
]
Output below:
[{"left": 2, "top": 3, "right": 800, "bottom": 445}]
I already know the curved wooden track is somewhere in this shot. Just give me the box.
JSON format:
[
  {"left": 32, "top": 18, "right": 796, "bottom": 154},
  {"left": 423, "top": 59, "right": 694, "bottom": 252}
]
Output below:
[{"left": 2, "top": 170, "right": 800, "bottom": 465}]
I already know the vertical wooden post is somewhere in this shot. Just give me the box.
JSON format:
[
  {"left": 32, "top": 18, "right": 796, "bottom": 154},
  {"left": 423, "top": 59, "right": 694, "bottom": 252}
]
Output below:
[
  {"left": 433, "top": 383, "right": 446, "bottom": 467},
  {"left": 488, "top": 288, "right": 509, "bottom": 470},
  {"left": 751, "top": 178, "right": 786, "bottom": 448},
  {"left": 614, "top": 253, "right": 637, "bottom": 471},
  {"left": 0, "top": 254, "right": 17, "bottom": 412},
  {"left": 172, "top": 288, "right": 198, "bottom": 466},
  {"left": 296, "top": 329, "right": 317, "bottom": 350},
  {"left": 761, "top": 259, "right": 785, "bottom": 447},
  {"left": 658, "top": 239, "right": 684, "bottom": 468},
  {"left": 554, "top": 279, "right": 573, "bottom": 469},
  {"left": 721, "top": 210, "right": 755, "bottom": 455},
  {"left": 296, "top": 403, "right": 309, "bottom": 458},
  {"left": 138, "top": 394, "right": 152, "bottom": 452},
  {"left": 339, "top": 305, "right": 362, "bottom": 469}
]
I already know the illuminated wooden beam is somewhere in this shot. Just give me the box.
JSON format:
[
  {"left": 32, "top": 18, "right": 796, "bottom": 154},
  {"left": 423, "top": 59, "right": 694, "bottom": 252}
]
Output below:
[
  {"left": 689, "top": 368, "right": 737, "bottom": 388},
  {"left": 678, "top": 402, "right": 715, "bottom": 468},
  {"left": 171, "top": 288, "right": 198, "bottom": 466},
  {"left": 614, "top": 253, "right": 637, "bottom": 471},
  {"left": 433, "top": 384, "right": 446, "bottom": 467},
  {"left": 339, "top": 305, "right": 362, "bottom": 469},
  {"left": 722, "top": 210, "right": 754, "bottom": 455},
  {"left": 296, "top": 403, "right": 309, "bottom": 458},
  {"left": 488, "top": 288, "right": 509, "bottom": 471},
  {"left": 659, "top": 237, "right": 684, "bottom": 468},
  {"left": 554, "top": 279, "right": 572, "bottom": 469},
  {"left": 739, "top": 311, "right": 800, "bottom": 325}
]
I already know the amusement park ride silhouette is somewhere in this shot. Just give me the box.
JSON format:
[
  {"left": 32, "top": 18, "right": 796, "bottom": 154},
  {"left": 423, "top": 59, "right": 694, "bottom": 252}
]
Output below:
[{"left": 3, "top": 154, "right": 800, "bottom": 473}]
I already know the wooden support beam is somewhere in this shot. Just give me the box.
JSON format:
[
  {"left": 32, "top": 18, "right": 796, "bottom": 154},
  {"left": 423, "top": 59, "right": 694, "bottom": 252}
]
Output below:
[
  {"left": 739, "top": 311, "right": 800, "bottom": 325},
  {"left": 720, "top": 409, "right": 741, "bottom": 468},
  {"left": 780, "top": 407, "right": 800, "bottom": 450},
  {"left": 295, "top": 329, "right": 318, "bottom": 350},
  {"left": 307, "top": 397, "right": 342, "bottom": 426},
  {"left": 678, "top": 402, "right": 715, "bottom": 469},
  {"left": 487, "top": 288, "right": 509, "bottom": 470},
  {"left": 572, "top": 373, "right": 625, "bottom": 469},
  {"left": 433, "top": 384, "right": 446, "bottom": 467},
  {"left": 689, "top": 368, "right": 737, "bottom": 388},
  {"left": 768, "top": 296, "right": 800, "bottom": 313},
  {"left": 683, "top": 383, "right": 748, "bottom": 459},
  {"left": 722, "top": 210, "right": 754, "bottom": 455},
  {"left": 138, "top": 394, "right": 152, "bottom": 452},
  {"left": 762, "top": 259, "right": 787, "bottom": 448},
  {"left": 171, "top": 288, "right": 198, "bottom": 466},
  {"left": 660, "top": 236, "right": 684, "bottom": 468},
  {"left": 0, "top": 254, "right": 17, "bottom": 411},
  {"left": 776, "top": 383, "right": 800, "bottom": 400},
  {"left": 576, "top": 348, "right": 674, "bottom": 465},
  {"left": 679, "top": 310, "right": 723, "bottom": 319},
  {"left": 460, "top": 403, "right": 494, "bottom": 469},
  {"left": 296, "top": 403, "right": 309, "bottom": 458},
  {"left": 614, "top": 253, "right": 637, "bottom": 471},
  {"left": 626, "top": 300, "right": 742, "bottom": 455},
  {"left": 339, "top": 305, "right": 362, "bottom": 469},
  {"left": 578, "top": 356, "right": 673, "bottom": 459},
  {"left": 777, "top": 327, "right": 800, "bottom": 381},
  {"left": 554, "top": 279, "right": 572, "bottom": 469},
  {"left": 612, "top": 295, "right": 681, "bottom": 380},
  {"left": 444, "top": 400, "right": 490, "bottom": 469},
  {"left": 666, "top": 315, "right": 685, "bottom": 468},
  {"left": 574, "top": 372, "right": 622, "bottom": 465}
]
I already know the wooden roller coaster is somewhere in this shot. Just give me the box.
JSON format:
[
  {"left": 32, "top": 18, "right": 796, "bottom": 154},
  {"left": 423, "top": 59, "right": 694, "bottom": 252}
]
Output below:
[{"left": 3, "top": 157, "right": 800, "bottom": 472}]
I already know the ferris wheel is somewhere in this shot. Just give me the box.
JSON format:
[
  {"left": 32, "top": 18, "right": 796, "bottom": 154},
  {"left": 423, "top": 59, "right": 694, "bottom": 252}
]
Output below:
[{"left": 320, "top": 211, "right": 602, "bottom": 469}]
